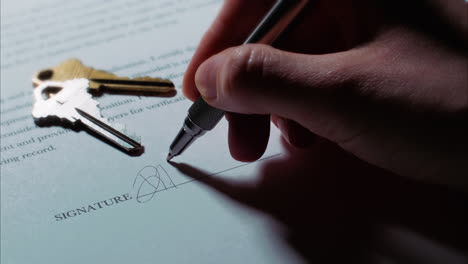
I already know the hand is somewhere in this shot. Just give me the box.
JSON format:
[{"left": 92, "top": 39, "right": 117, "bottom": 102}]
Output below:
[{"left": 183, "top": 0, "right": 468, "bottom": 190}]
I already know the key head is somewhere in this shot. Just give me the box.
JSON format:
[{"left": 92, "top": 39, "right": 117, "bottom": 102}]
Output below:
[
  {"left": 32, "top": 79, "right": 94, "bottom": 124},
  {"left": 33, "top": 59, "right": 94, "bottom": 86}
]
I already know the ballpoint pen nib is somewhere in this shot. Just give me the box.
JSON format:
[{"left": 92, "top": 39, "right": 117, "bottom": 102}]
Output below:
[{"left": 167, "top": 153, "right": 175, "bottom": 161}]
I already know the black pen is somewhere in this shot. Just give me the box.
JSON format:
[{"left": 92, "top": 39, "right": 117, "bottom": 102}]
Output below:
[{"left": 167, "top": 0, "right": 308, "bottom": 161}]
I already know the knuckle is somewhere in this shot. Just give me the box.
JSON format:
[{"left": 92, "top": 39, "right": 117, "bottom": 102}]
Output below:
[
  {"left": 328, "top": 48, "right": 388, "bottom": 100},
  {"left": 220, "top": 45, "right": 273, "bottom": 98}
]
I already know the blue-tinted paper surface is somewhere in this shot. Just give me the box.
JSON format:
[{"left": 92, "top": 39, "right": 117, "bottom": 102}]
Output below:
[{"left": 0, "top": 0, "right": 305, "bottom": 263}]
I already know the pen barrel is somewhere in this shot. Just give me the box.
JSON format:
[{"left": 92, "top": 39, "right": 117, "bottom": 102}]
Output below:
[
  {"left": 188, "top": 97, "right": 225, "bottom": 131},
  {"left": 245, "top": 0, "right": 309, "bottom": 44}
]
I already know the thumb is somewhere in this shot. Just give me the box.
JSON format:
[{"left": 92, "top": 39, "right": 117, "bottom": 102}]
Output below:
[{"left": 195, "top": 44, "right": 367, "bottom": 144}]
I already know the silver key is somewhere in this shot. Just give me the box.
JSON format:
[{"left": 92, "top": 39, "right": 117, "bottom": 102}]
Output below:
[{"left": 32, "top": 79, "right": 143, "bottom": 154}]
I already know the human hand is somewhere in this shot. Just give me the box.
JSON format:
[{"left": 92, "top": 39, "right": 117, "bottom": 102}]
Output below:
[{"left": 183, "top": 0, "right": 468, "bottom": 189}]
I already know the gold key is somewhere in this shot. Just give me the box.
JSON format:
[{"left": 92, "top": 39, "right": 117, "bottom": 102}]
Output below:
[{"left": 32, "top": 58, "right": 175, "bottom": 93}]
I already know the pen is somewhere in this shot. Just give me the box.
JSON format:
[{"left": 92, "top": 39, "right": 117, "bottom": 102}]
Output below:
[{"left": 167, "top": 0, "right": 309, "bottom": 161}]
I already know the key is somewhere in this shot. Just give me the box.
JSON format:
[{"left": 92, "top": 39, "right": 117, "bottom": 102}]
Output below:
[
  {"left": 32, "top": 58, "right": 175, "bottom": 94},
  {"left": 32, "top": 79, "right": 144, "bottom": 154}
]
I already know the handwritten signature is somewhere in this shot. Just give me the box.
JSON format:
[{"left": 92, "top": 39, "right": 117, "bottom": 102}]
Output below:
[{"left": 132, "top": 165, "right": 176, "bottom": 203}]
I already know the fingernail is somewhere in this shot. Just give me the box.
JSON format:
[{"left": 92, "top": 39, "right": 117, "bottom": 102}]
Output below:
[{"left": 195, "top": 54, "right": 226, "bottom": 99}]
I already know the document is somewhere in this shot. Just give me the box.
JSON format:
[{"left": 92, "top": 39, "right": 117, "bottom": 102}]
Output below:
[{"left": 1, "top": 0, "right": 305, "bottom": 263}]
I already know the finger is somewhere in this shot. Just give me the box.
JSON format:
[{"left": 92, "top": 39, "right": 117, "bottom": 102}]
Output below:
[
  {"left": 195, "top": 43, "right": 370, "bottom": 144},
  {"left": 181, "top": 1, "right": 277, "bottom": 162},
  {"left": 183, "top": 0, "right": 276, "bottom": 101},
  {"left": 226, "top": 113, "right": 270, "bottom": 162}
]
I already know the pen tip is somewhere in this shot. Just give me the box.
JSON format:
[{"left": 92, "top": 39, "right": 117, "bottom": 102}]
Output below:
[{"left": 167, "top": 153, "right": 174, "bottom": 161}]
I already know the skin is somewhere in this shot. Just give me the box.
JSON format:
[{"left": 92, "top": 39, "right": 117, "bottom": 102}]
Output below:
[{"left": 182, "top": 0, "right": 468, "bottom": 191}]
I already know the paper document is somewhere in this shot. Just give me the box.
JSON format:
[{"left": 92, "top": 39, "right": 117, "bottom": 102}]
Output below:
[{"left": 1, "top": 0, "right": 304, "bottom": 263}]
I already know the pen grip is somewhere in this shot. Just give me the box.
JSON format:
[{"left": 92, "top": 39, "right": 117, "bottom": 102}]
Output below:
[{"left": 188, "top": 97, "right": 225, "bottom": 131}]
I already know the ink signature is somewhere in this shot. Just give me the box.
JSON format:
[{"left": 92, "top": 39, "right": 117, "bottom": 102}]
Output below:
[{"left": 132, "top": 165, "right": 176, "bottom": 203}]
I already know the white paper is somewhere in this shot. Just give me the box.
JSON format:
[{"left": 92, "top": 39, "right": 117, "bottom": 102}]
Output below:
[{"left": 0, "top": 0, "right": 305, "bottom": 263}]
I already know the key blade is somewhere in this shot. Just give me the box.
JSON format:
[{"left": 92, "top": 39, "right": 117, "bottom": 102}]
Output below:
[
  {"left": 75, "top": 107, "right": 143, "bottom": 153},
  {"left": 88, "top": 64, "right": 175, "bottom": 93},
  {"left": 89, "top": 78, "right": 175, "bottom": 93},
  {"left": 90, "top": 78, "right": 174, "bottom": 87}
]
